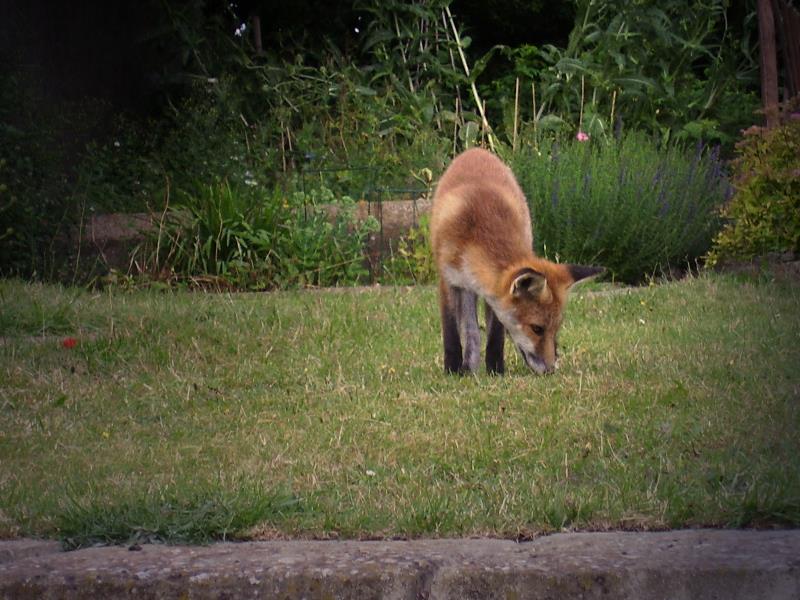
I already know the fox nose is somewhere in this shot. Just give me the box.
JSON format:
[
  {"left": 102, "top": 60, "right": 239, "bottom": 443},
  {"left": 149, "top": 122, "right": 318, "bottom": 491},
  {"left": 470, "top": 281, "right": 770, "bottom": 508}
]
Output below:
[{"left": 520, "top": 350, "right": 553, "bottom": 375}]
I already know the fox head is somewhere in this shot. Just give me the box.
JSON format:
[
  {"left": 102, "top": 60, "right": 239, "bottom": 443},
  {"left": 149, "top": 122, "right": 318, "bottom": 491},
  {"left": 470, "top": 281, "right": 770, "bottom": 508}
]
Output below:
[{"left": 495, "top": 262, "right": 604, "bottom": 374}]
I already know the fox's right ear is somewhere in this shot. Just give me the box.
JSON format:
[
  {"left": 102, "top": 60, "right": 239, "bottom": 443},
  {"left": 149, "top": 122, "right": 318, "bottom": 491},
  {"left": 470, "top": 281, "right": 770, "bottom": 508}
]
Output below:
[{"left": 511, "top": 268, "right": 551, "bottom": 303}]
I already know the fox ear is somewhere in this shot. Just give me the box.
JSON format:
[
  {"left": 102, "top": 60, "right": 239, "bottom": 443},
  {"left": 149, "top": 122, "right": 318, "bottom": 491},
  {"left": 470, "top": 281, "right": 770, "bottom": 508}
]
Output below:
[
  {"left": 511, "top": 268, "right": 551, "bottom": 302},
  {"left": 565, "top": 265, "right": 605, "bottom": 287}
]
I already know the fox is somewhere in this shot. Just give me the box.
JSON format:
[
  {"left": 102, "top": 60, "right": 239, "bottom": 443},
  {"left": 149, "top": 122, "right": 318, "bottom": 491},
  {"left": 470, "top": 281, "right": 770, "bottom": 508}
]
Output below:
[{"left": 430, "top": 147, "right": 603, "bottom": 375}]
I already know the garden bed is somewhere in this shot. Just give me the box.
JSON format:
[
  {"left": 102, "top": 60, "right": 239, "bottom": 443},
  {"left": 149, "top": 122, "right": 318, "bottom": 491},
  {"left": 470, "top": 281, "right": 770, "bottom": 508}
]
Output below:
[{"left": 76, "top": 198, "right": 431, "bottom": 274}]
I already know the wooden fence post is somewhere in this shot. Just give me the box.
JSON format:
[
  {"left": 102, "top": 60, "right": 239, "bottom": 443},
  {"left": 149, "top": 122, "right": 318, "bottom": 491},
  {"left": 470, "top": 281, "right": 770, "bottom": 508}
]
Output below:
[
  {"left": 758, "top": 0, "right": 779, "bottom": 127},
  {"left": 251, "top": 15, "right": 263, "bottom": 55},
  {"left": 773, "top": 0, "right": 800, "bottom": 100}
]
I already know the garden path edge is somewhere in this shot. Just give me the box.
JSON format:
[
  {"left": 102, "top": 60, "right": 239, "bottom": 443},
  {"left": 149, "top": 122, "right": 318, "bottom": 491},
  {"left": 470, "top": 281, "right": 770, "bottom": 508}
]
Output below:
[{"left": 1, "top": 529, "right": 799, "bottom": 598}]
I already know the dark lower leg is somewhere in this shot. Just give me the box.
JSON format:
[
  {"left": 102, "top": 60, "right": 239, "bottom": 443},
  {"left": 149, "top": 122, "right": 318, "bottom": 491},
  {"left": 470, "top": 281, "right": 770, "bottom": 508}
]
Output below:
[
  {"left": 485, "top": 302, "right": 505, "bottom": 375},
  {"left": 440, "top": 282, "right": 462, "bottom": 374}
]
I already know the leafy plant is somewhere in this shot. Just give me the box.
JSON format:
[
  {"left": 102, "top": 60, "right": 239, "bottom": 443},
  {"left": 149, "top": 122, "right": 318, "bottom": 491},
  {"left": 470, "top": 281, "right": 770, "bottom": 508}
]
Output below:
[
  {"left": 136, "top": 182, "right": 378, "bottom": 290},
  {"left": 0, "top": 65, "right": 78, "bottom": 278},
  {"left": 73, "top": 118, "right": 164, "bottom": 215},
  {"left": 706, "top": 108, "right": 800, "bottom": 266},
  {"left": 488, "top": 0, "right": 759, "bottom": 149},
  {"left": 268, "top": 188, "right": 379, "bottom": 288},
  {"left": 382, "top": 213, "right": 436, "bottom": 284},
  {"left": 511, "top": 132, "right": 730, "bottom": 283}
]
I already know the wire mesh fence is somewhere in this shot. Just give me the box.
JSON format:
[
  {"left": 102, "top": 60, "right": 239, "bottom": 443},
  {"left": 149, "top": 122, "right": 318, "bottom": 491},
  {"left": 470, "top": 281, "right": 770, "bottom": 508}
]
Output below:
[{"left": 298, "top": 160, "right": 431, "bottom": 281}]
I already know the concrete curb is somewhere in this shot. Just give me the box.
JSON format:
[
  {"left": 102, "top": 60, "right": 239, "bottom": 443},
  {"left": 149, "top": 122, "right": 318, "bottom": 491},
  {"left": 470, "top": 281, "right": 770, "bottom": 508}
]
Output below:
[
  {"left": 1, "top": 530, "right": 798, "bottom": 599},
  {"left": 0, "top": 540, "right": 61, "bottom": 565}
]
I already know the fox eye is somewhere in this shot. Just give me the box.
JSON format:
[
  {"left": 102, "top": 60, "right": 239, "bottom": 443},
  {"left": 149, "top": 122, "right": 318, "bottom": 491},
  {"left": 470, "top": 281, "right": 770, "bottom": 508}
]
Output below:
[{"left": 530, "top": 324, "right": 545, "bottom": 336}]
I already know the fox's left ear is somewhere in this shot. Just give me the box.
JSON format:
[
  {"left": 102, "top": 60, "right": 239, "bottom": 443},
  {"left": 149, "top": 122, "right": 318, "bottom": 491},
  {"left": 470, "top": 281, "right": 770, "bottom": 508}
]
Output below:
[
  {"left": 565, "top": 265, "right": 605, "bottom": 287},
  {"left": 511, "top": 268, "right": 552, "bottom": 303}
]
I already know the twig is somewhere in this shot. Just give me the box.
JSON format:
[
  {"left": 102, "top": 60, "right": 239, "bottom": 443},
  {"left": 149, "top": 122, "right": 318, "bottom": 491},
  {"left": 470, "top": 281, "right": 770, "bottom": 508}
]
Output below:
[
  {"left": 154, "top": 175, "right": 171, "bottom": 271},
  {"left": 453, "top": 96, "right": 460, "bottom": 155},
  {"left": 393, "top": 14, "right": 415, "bottom": 93},
  {"left": 513, "top": 77, "right": 520, "bottom": 152},
  {"left": 532, "top": 82, "right": 538, "bottom": 152},
  {"left": 71, "top": 197, "right": 87, "bottom": 287},
  {"left": 610, "top": 89, "right": 617, "bottom": 135},
  {"left": 444, "top": 5, "right": 495, "bottom": 152},
  {"left": 280, "top": 125, "right": 287, "bottom": 173}
]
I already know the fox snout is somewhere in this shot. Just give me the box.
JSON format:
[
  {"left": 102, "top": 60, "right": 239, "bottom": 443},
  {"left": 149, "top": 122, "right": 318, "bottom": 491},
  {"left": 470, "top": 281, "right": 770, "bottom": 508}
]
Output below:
[{"left": 516, "top": 345, "right": 557, "bottom": 375}]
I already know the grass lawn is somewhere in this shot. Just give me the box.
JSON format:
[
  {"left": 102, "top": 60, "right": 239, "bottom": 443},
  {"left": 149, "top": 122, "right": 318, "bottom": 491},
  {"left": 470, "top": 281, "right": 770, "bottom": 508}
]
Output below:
[{"left": 1, "top": 274, "right": 799, "bottom": 548}]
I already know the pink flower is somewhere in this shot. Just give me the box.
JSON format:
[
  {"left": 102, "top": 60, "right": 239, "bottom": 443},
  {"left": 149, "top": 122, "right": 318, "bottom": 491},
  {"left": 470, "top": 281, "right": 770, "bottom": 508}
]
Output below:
[
  {"left": 576, "top": 131, "right": 590, "bottom": 142},
  {"left": 61, "top": 337, "right": 77, "bottom": 349}
]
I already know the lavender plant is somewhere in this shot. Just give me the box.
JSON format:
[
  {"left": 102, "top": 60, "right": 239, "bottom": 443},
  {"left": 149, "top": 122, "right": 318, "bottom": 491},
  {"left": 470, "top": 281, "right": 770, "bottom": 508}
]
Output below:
[{"left": 511, "top": 133, "right": 730, "bottom": 282}]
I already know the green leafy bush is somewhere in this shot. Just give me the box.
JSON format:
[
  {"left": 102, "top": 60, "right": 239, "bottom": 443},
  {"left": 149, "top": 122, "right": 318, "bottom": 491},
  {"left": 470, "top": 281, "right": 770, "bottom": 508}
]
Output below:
[
  {"left": 511, "top": 133, "right": 729, "bottom": 282},
  {"left": 488, "top": 0, "right": 759, "bottom": 150},
  {"left": 72, "top": 69, "right": 453, "bottom": 218},
  {"left": 134, "top": 182, "right": 378, "bottom": 290},
  {"left": 706, "top": 113, "right": 800, "bottom": 265},
  {"left": 0, "top": 68, "right": 77, "bottom": 278}
]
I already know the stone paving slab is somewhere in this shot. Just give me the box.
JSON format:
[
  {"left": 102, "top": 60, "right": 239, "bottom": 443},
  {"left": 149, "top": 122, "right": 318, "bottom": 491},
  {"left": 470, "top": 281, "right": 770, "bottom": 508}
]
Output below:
[{"left": 1, "top": 529, "right": 799, "bottom": 599}]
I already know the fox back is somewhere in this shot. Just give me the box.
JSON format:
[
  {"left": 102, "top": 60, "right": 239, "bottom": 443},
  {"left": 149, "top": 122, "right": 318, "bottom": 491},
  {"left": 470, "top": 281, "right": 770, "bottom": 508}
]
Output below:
[{"left": 431, "top": 148, "right": 602, "bottom": 375}]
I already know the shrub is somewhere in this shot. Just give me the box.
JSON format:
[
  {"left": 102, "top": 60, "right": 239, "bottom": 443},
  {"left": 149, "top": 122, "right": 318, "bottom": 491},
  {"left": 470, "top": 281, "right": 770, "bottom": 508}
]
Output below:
[
  {"left": 488, "top": 0, "right": 759, "bottom": 150},
  {"left": 706, "top": 112, "right": 800, "bottom": 266},
  {"left": 0, "top": 67, "right": 79, "bottom": 278},
  {"left": 133, "top": 182, "right": 378, "bottom": 290},
  {"left": 71, "top": 75, "right": 454, "bottom": 220},
  {"left": 511, "top": 133, "right": 730, "bottom": 283},
  {"left": 72, "top": 118, "right": 164, "bottom": 215}
]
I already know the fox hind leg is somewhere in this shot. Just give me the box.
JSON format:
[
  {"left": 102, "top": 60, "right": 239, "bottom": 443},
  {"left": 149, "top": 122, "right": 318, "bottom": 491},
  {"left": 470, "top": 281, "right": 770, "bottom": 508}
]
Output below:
[{"left": 485, "top": 301, "right": 505, "bottom": 375}]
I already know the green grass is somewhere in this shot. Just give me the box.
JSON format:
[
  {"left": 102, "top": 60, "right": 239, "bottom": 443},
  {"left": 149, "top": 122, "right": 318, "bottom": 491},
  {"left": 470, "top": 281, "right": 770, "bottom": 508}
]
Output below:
[{"left": 1, "top": 274, "right": 799, "bottom": 548}]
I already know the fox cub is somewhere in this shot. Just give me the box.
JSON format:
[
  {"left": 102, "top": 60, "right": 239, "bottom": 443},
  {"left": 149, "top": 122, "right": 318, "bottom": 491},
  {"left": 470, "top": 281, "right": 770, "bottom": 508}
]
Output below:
[{"left": 430, "top": 148, "right": 603, "bottom": 375}]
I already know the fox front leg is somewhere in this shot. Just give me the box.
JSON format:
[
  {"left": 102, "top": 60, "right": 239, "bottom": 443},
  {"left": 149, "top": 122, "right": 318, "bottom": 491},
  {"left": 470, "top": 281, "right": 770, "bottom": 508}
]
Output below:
[
  {"left": 439, "top": 280, "right": 463, "bottom": 374},
  {"left": 484, "top": 301, "right": 505, "bottom": 375},
  {"left": 453, "top": 287, "right": 481, "bottom": 374}
]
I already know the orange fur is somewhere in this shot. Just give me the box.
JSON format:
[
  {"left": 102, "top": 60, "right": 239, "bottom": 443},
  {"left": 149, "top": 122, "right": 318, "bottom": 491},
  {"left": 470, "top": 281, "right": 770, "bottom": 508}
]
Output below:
[{"left": 431, "top": 148, "right": 602, "bottom": 374}]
